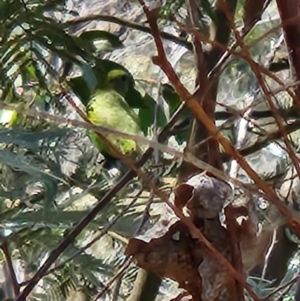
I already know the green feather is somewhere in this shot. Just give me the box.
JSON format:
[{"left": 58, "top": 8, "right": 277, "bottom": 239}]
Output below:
[{"left": 86, "top": 70, "right": 143, "bottom": 159}]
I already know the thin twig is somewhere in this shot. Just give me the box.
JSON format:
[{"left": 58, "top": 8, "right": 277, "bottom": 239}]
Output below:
[
  {"left": 225, "top": 205, "right": 244, "bottom": 301},
  {"left": 112, "top": 81, "right": 164, "bottom": 300},
  {"left": 266, "top": 273, "right": 299, "bottom": 300},
  {"left": 261, "top": 229, "right": 277, "bottom": 281},
  {"left": 20, "top": 187, "right": 143, "bottom": 287},
  {"left": 14, "top": 79, "right": 188, "bottom": 301},
  {"left": 1, "top": 100, "right": 300, "bottom": 185},
  {"left": 138, "top": 0, "right": 293, "bottom": 222},
  {"left": 94, "top": 258, "right": 132, "bottom": 300},
  {"left": 221, "top": 0, "right": 300, "bottom": 188}
]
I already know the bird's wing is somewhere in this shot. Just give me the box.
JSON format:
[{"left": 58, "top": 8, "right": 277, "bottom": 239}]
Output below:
[{"left": 86, "top": 90, "right": 142, "bottom": 135}]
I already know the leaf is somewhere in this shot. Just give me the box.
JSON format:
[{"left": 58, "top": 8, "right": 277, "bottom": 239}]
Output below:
[
  {"left": 31, "top": 59, "right": 49, "bottom": 91},
  {"left": 138, "top": 93, "right": 167, "bottom": 134},
  {"left": 32, "top": 0, "right": 66, "bottom": 12},
  {"left": 69, "top": 60, "right": 130, "bottom": 102},
  {"left": 1, "top": 39, "right": 27, "bottom": 70},
  {"left": 161, "top": 83, "right": 182, "bottom": 116},
  {"left": 31, "top": 34, "right": 83, "bottom": 67},
  {"left": 68, "top": 76, "right": 93, "bottom": 105},
  {"left": 0, "top": 149, "right": 61, "bottom": 192},
  {"left": 200, "top": 0, "right": 217, "bottom": 23},
  {"left": 161, "top": 84, "right": 191, "bottom": 143},
  {"left": 30, "top": 18, "right": 90, "bottom": 61},
  {"left": 0, "top": 128, "right": 67, "bottom": 150},
  {"left": 8, "top": 210, "right": 91, "bottom": 226},
  {"left": 80, "top": 62, "right": 98, "bottom": 92},
  {"left": 68, "top": 62, "right": 98, "bottom": 105},
  {"left": 125, "top": 88, "right": 149, "bottom": 109}
]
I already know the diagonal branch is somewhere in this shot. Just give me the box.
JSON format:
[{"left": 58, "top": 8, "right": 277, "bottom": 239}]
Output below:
[
  {"left": 221, "top": 1, "right": 300, "bottom": 192},
  {"left": 138, "top": 0, "right": 294, "bottom": 223},
  {"left": 276, "top": 0, "right": 300, "bottom": 100},
  {"left": 65, "top": 14, "right": 192, "bottom": 50},
  {"left": 14, "top": 93, "right": 187, "bottom": 301},
  {"left": 179, "top": 0, "right": 238, "bottom": 181}
]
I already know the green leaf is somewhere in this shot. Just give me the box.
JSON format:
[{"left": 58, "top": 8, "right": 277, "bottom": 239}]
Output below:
[
  {"left": 0, "top": 128, "right": 67, "bottom": 150},
  {"left": 32, "top": 0, "right": 66, "bottom": 12},
  {"left": 68, "top": 76, "right": 93, "bottom": 105},
  {"left": 31, "top": 34, "right": 83, "bottom": 66},
  {"left": 8, "top": 210, "right": 91, "bottom": 226},
  {"left": 161, "top": 83, "right": 182, "bottom": 116},
  {"left": 201, "top": 0, "right": 217, "bottom": 23},
  {"left": 0, "top": 149, "right": 59, "bottom": 185},
  {"left": 161, "top": 84, "right": 191, "bottom": 144},
  {"left": 31, "top": 60, "right": 49, "bottom": 91},
  {"left": 81, "top": 62, "right": 97, "bottom": 92},
  {"left": 124, "top": 88, "right": 149, "bottom": 109},
  {"left": 138, "top": 93, "right": 167, "bottom": 134}
]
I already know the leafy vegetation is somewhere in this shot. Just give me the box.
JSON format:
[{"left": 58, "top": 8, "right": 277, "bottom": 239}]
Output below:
[{"left": 1, "top": 0, "right": 300, "bottom": 301}]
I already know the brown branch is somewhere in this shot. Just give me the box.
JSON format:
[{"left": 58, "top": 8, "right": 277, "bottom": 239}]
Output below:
[
  {"left": 221, "top": 118, "right": 300, "bottom": 161},
  {"left": 181, "top": 0, "right": 218, "bottom": 179},
  {"left": 209, "top": 0, "right": 238, "bottom": 64},
  {"left": 224, "top": 206, "right": 244, "bottom": 301},
  {"left": 188, "top": 0, "right": 222, "bottom": 170},
  {"left": 222, "top": 2, "right": 300, "bottom": 203},
  {"left": 130, "top": 155, "right": 262, "bottom": 300},
  {"left": 178, "top": 0, "right": 238, "bottom": 181},
  {"left": 14, "top": 95, "right": 186, "bottom": 301},
  {"left": 206, "top": 0, "right": 238, "bottom": 169},
  {"left": 127, "top": 270, "right": 162, "bottom": 301},
  {"left": 64, "top": 14, "right": 192, "bottom": 50},
  {"left": 176, "top": 15, "right": 300, "bottom": 111},
  {"left": 139, "top": 0, "right": 294, "bottom": 226},
  {"left": 243, "top": 0, "right": 272, "bottom": 33},
  {"left": 276, "top": 0, "right": 300, "bottom": 99},
  {"left": 187, "top": 0, "right": 207, "bottom": 85},
  {"left": 134, "top": 1, "right": 262, "bottom": 300}
]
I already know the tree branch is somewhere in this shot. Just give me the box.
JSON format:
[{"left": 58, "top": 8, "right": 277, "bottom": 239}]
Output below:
[
  {"left": 65, "top": 14, "right": 192, "bottom": 50},
  {"left": 14, "top": 95, "right": 187, "bottom": 301},
  {"left": 138, "top": 0, "right": 294, "bottom": 224},
  {"left": 276, "top": 0, "right": 300, "bottom": 98}
]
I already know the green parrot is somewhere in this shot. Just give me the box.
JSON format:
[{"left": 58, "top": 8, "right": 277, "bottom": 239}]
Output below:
[{"left": 86, "top": 69, "right": 144, "bottom": 164}]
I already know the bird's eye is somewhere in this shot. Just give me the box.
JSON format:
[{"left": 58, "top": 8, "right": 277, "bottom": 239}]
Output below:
[{"left": 121, "top": 74, "right": 127, "bottom": 81}]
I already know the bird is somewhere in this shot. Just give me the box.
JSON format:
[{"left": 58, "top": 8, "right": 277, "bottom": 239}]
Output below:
[{"left": 86, "top": 69, "right": 144, "bottom": 167}]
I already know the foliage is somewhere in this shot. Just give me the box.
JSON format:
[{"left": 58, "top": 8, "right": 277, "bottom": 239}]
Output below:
[{"left": 0, "top": 0, "right": 300, "bottom": 301}]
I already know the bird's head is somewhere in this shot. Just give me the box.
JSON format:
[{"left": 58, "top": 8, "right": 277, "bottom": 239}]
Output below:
[{"left": 105, "top": 70, "right": 134, "bottom": 97}]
